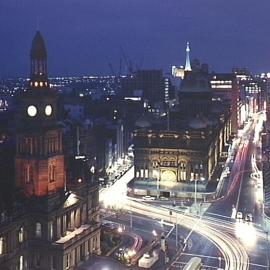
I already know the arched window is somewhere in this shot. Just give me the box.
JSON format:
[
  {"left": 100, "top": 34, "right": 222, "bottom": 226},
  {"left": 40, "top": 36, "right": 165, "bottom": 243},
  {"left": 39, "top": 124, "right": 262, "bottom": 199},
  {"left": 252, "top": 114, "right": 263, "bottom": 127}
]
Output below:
[
  {"left": 49, "top": 163, "right": 56, "bottom": 183},
  {"left": 18, "top": 227, "right": 24, "bottom": 243},
  {"left": 36, "top": 223, "right": 42, "bottom": 238},
  {"left": 179, "top": 161, "right": 186, "bottom": 181},
  {"left": 0, "top": 237, "right": 4, "bottom": 255},
  {"left": 19, "top": 255, "right": 23, "bottom": 270},
  {"left": 24, "top": 164, "right": 33, "bottom": 183},
  {"left": 48, "top": 221, "right": 53, "bottom": 240}
]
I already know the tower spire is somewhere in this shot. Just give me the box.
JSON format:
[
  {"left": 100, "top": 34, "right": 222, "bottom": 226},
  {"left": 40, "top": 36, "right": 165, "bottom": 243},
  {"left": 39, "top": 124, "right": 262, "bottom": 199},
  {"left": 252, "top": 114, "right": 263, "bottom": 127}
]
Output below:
[
  {"left": 184, "top": 42, "right": 192, "bottom": 72},
  {"left": 30, "top": 31, "right": 49, "bottom": 89}
]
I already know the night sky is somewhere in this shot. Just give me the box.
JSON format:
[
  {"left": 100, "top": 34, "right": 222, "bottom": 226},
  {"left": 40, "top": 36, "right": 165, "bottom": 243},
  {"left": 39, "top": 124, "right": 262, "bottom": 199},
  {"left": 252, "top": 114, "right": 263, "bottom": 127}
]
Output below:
[{"left": 1, "top": 0, "right": 270, "bottom": 77}]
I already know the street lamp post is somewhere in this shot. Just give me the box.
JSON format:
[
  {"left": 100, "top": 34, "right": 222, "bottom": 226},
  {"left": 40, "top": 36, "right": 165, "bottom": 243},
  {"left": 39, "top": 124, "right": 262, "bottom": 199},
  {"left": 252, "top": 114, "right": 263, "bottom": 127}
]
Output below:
[
  {"left": 154, "top": 166, "right": 160, "bottom": 199},
  {"left": 152, "top": 230, "right": 157, "bottom": 242},
  {"left": 218, "top": 257, "right": 222, "bottom": 269},
  {"left": 266, "top": 231, "right": 270, "bottom": 270},
  {"left": 194, "top": 179, "right": 198, "bottom": 215},
  {"left": 175, "top": 213, "right": 178, "bottom": 251}
]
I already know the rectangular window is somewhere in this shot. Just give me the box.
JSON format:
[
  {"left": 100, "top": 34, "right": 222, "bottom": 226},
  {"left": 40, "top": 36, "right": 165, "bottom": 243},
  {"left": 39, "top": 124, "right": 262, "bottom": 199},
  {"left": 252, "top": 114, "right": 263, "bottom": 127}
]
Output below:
[
  {"left": 136, "top": 171, "right": 139, "bottom": 178},
  {"left": 65, "top": 254, "right": 70, "bottom": 269},
  {"left": 48, "top": 221, "right": 53, "bottom": 240},
  {"left": 0, "top": 237, "right": 3, "bottom": 255},
  {"left": 36, "top": 223, "right": 42, "bottom": 238},
  {"left": 19, "top": 255, "right": 23, "bottom": 270},
  {"left": 145, "top": 169, "right": 148, "bottom": 178},
  {"left": 140, "top": 169, "right": 144, "bottom": 178},
  {"left": 19, "top": 228, "right": 24, "bottom": 243}
]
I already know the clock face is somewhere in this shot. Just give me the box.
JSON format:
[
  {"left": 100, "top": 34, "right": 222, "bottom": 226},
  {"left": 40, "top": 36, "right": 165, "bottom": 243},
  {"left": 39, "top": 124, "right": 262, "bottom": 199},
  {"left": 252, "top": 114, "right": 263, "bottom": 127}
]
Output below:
[
  {"left": 45, "top": 105, "right": 52, "bottom": 116},
  {"left": 27, "top": 105, "right": 37, "bottom": 117}
]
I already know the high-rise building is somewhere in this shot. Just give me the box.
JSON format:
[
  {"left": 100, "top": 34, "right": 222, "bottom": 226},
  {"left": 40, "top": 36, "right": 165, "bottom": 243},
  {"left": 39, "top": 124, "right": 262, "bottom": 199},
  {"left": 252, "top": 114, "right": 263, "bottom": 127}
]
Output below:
[
  {"left": 0, "top": 31, "right": 100, "bottom": 270},
  {"left": 210, "top": 73, "right": 240, "bottom": 133}
]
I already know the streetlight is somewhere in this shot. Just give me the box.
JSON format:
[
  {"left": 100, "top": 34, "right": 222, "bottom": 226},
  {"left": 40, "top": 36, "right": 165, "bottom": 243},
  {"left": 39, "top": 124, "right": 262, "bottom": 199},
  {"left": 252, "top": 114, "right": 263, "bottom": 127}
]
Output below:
[
  {"left": 218, "top": 257, "right": 222, "bottom": 269},
  {"left": 152, "top": 230, "right": 157, "bottom": 241},
  {"left": 194, "top": 179, "right": 198, "bottom": 215},
  {"left": 90, "top": 165, "right": 95, "bottom": 184},
  {"left": 175, "top": 213, "right": 178, "bottom": 251},
  {"left": 153, "top": 167, "right": 160, "bottom": 199}
]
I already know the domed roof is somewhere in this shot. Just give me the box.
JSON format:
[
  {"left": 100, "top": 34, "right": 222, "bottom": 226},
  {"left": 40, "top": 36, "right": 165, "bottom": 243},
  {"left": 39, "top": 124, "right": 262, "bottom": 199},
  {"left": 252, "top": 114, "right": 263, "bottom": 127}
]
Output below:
[
  {"left": 189, "top": 115, "right": 209, "bottom": 129},
  {"left": 31, "top": 31, "right": 47, "bottom": 60},
  {"left": 135, "top": 115, "right": 152, "bottom": 128}
]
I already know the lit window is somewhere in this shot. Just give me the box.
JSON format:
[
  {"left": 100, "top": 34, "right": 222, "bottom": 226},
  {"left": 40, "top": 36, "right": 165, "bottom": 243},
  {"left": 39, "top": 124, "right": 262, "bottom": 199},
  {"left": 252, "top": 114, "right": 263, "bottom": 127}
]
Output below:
[
  {"left": 145, "top": 169, "right": 148, "bottom": 178},
  {"left": 40, "top": 82, "right": 43, "bottom": 87},
  {"left": 19, "top": 255, "right": 23, "bottom": 270},
  {"left": 36, "top": 223, "right": 42, "bottom": 238},
  {"left": 49, "top": 163, "right": 56, "bottom": 182},
  {"left": 24, "top": 164, "right": 33, "bottom": 182},
  {"left": 34, "top": 82, "right": 38, "bottom": 87},
  {"left": 18, "top": 227, "right": 24, "bottom": 243},
  {"left": 48, "top": 221, "right": 53, "bottom": 240},
  {"left": 0, "top": 237, "right": 4, "bottom": 255},
  {"left": 66, "top": 253, "right": 70, "bottom": 269}
]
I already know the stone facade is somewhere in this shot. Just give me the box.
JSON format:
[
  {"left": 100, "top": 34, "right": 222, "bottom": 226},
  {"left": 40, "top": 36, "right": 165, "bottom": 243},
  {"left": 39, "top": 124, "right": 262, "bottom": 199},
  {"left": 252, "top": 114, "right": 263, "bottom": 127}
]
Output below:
[{"left": 0, "top": 31, "right": 100, "bottom": 270}]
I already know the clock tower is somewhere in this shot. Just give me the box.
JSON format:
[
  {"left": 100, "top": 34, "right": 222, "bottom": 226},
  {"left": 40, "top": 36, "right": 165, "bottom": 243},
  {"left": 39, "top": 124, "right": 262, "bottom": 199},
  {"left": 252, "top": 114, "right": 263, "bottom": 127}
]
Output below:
[{"left": 15, "top": 31, "right": 65, "bottom": 196}]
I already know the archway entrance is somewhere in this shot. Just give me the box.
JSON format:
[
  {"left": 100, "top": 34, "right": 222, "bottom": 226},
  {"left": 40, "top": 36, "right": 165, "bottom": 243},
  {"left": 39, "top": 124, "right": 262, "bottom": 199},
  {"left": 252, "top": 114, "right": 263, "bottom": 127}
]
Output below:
[{"left": 161, "top": 170, "right": 176, "bottom": 182}]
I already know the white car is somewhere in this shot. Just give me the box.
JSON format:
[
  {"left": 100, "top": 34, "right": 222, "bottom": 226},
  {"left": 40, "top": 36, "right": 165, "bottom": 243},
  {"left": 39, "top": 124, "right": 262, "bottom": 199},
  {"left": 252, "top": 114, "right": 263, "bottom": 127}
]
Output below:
[
  {"left": 245, "top": 213, "right": 253, "bottom": 222},
  {"left": 236, "top": 211, "right": 243, "bottom": 219},
  {"left": 142, "top": 195, "right": 155, "bottom": 201}
]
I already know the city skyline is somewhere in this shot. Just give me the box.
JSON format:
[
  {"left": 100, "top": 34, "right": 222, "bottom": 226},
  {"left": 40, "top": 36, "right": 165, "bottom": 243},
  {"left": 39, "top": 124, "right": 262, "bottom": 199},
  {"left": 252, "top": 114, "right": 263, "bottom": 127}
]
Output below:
[
  {"left": 1, "top": 0, "right": 270, "bottom": 77},
  {"left": 1, "top": 11, "right": 270, "bottom": 269}
]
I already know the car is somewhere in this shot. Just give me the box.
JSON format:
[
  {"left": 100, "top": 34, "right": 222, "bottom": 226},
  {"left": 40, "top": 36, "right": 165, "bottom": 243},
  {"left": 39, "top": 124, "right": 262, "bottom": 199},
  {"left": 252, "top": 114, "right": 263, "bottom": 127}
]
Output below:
[
  {"left": 106, "top": 182, "right": 113, "bottom": 188},
  {"left": 102, "top": 222, "right": 116, "bottom": 230},
  {"left": 160, "top": 196, "right": 169, "bottom": 201},
  {"left": 245, "top": 213, "right": 253, "bottom": 222},
  {"left": 142, "top": 253, "right": 150, "bottom": 259},
  {"left": 236, "top": 211, "right": 243, "bottom": 219},
  {"left": 142, "top": 195, "right": 155, "bottom": 201},
  {"left": 115, "top": 248, "right": 125, "bottom": 258}
]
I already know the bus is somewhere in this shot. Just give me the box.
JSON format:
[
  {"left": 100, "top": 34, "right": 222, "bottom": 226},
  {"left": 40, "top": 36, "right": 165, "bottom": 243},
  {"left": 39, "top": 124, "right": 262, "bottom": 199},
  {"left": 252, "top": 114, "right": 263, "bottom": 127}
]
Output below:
[{"left": 183, "top": 257, "right": 202, "bottom": 270}]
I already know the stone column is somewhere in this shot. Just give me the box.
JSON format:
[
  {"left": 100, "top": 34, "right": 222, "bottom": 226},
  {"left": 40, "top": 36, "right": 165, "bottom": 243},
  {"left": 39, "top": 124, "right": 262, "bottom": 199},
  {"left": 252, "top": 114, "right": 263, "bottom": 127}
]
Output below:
[
  {"left": 70, "top": 211, "right": 75, "bottom": 230},
  {"left": 186, "top": 161, "right": 191, "bottom": 181}
]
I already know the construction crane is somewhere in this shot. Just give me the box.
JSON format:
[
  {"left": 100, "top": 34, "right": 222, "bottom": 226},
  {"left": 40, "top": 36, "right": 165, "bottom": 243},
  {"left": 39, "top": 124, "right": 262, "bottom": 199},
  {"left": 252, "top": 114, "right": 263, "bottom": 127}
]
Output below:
[{"left": 120, "top": 46, "right": 134, "bottom": 75}]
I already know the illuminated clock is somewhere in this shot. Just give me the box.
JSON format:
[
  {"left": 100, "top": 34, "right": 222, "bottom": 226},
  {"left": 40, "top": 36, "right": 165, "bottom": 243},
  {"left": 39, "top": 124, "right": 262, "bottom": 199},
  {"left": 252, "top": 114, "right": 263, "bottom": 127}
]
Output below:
[
  {"left": 45, "top": 105, "right": 52, "bottom": 116},
  {"left": 27, "top": 105, "right": 37, "bottom": 117}
]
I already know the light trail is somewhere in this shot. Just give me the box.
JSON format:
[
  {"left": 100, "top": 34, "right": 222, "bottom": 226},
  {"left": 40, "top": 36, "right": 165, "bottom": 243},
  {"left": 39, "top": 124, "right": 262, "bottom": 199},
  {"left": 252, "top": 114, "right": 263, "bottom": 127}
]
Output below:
[
  {"left": 99, "top": 113, "right": 268, "bottom": 269},
  {"left": 123, "top": 199, "right": 249, "bottom": 270}
]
